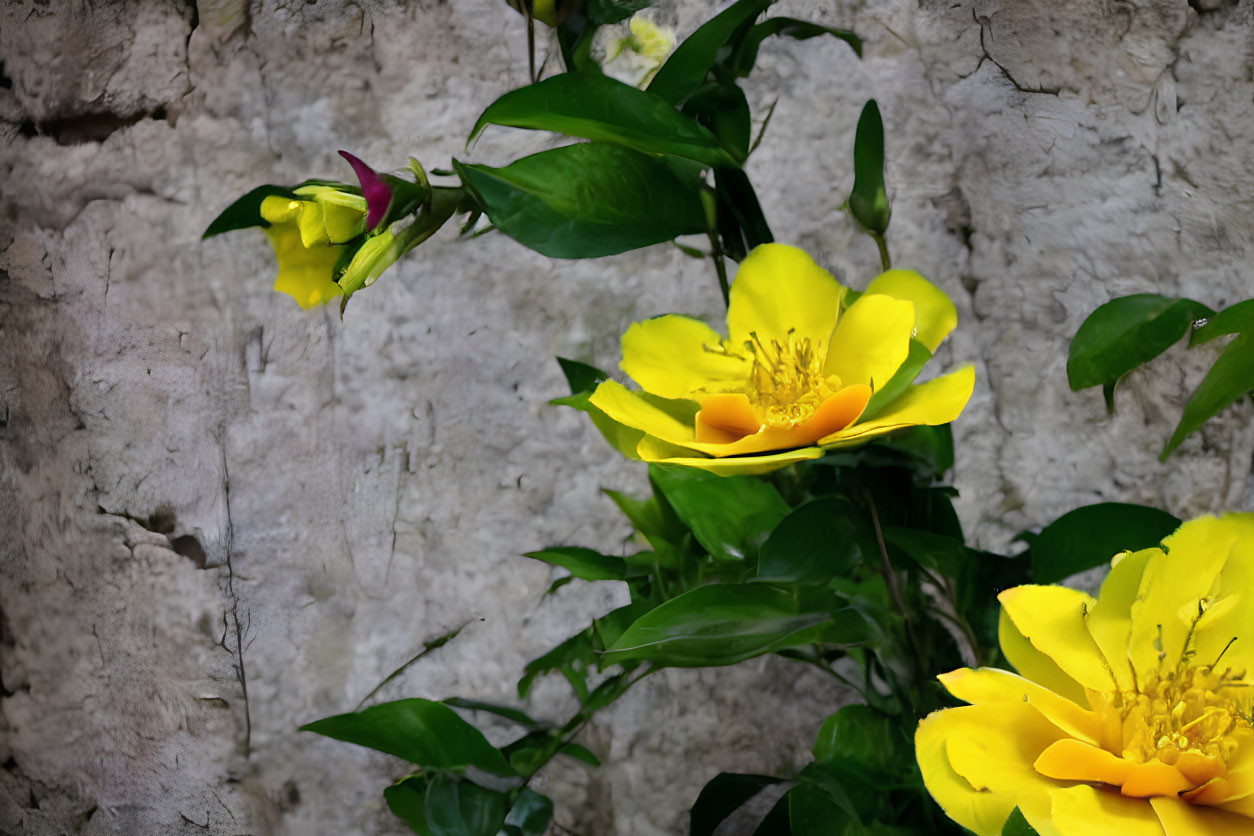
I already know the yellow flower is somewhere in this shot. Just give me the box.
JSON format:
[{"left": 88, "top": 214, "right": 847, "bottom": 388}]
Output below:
[
  {"left": 259, "top": 186, "right": 368, "bottom": 309},
  {"left": 917, "top": 513, "right": 1254, "bottom": 836},
  {"left": 594, "top": 13, "right": 677, "bottom": 88},
  {"left": 584, "top": 244, "right": 975, "bottom": 475}
]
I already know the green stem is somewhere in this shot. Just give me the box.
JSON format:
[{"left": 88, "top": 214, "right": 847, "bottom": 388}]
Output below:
[
  {"left": 707, "top": 229, "right": 730, "bottom": 307},
  {"left": 873, "top": 232, "right": 891, "bottom": 271},
  {"left": 861, "top": 489, "right": 924, "bottom": 682}
]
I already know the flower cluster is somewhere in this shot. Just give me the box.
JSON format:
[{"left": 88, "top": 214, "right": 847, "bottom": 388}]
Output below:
[{"left": 918, "top": 513, "right": 1254, "bottom": 835}]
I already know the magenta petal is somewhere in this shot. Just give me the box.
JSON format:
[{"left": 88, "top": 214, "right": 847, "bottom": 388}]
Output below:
[{"left": 339, "top": 150, "right": 392, "bottom": 230}]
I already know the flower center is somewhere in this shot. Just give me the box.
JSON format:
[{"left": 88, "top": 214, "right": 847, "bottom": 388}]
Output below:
[{"left": 742, "top": 330, "right": 841, "bottom": 428}]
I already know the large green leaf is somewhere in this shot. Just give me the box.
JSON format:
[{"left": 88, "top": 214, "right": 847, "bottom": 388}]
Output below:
[
  {"left": 301, "top": 698, "right": 515, "bottom": 777},
  {"left": 714, "top": 166, "right": 774, "bottom": 262},
  {"left": 756, "top": 497, "right": 871, "bottom": 583},
  {"left": 1026, "top": 502, "right": 1180, "bottom": 584},
  {"left": 690, "top": 773, "right": 784, "bottom": 836},
  {"left": 424, "top": 774, "right": 509, "bottom": 836},
  {"left": 385, "top": 776, "right": 434, "bottom": 836},
  {"left": 733, "top": 17, "right": 862, "bottom": 75},
  {"left": 812, "top": 705, "right": 900, "bottom": 779},
  {"left": 849, "top": 99, "right": 890, "bottom": 235},
  {"left": 649, "top": 464, "right": 789, "bottom": 562},
  {"left": 453, "top": 144, "right": 705, "bottom": 258},
  {"left": 682, "top": 83, "right": 752, "bottom": 161},
  {"left": 1163, "top": 331, "right": 1254, "bottom": 458},
  {"left": 646, "top": 0, "right": 774, "bottom": 105},
  {"left": 202, "top": 184, "right": 296, "bottom": 238},
  {"left": 471, "top": 73, "right": 741, "bottom": 167},
  {"left": 1067, "top": 294, "right": 1213, "bottom": 393},
  {"left": 602, "top": 583, "right": 866, "bottom": 667},
  {"left": 1002, "top": 808, "right": 1040, "bottom": 836}
]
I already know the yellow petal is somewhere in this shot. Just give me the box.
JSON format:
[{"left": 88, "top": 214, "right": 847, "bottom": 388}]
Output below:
[
  {"left": 1035, "top": 739, "right": 1194, "bottom": 797},
  {"left": 295, "top": 201, "right": 331, "bottom": 248},
  {"left": 1049, "top": 785, "right": 1163, "bottom": 836},
  {"left": 1129, "top": 515, "right": 1238, "bottom": 675},
  {"left": 587, "top": 380, "right": 697, "bottom": 448},
  {"left": 941, "top": 703, "right": 1066, "bottom": 827},
  {"left": 999, "top": 585, "right": 1117, "bottom": 692},
  {"left": 938, "top": 667, "right": 1101, "bottom": 744},
  {"left": 1193, "top": 515, "right": 1254, "bottom": 676},
  {"left": 819, "top": 365, "right": 975, "bottom": 448},
  {"left": 726, "top": 244, "right": 845, "bottom": 350},
  {"left": 998, "top": 607, "right": 1089, "bottom": 706},
  {"left": 1150, "top": 795, "right": 1253, "bottom": 835},
  {"left": 639, "top": 446, "right": 824, "bottom": 476},
  {"left": 823, "top": 293, "right": 915, "bottom": 391},
  {"left": 260, "top": 195, "right": 302, "bottom": 224},
  {"left": 1085, "top": 548, "right": 1157, "bottom": 693},
  {"left": 264, "top": 224, "right": 344, "bottom": 309},
  {"left": 915, "top": 708, "right": 1020, "bottom": 836},
  {"left": 862, "top": 269, "right": 958, "bottom": 353},
  {"left": 621, "top": 315, "right": 750, "bottom": 399}
]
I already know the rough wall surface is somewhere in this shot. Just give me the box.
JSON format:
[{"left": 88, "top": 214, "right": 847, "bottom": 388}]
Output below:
[{"left": 2, "top": 0, "right": 1253, "bottom": 833}]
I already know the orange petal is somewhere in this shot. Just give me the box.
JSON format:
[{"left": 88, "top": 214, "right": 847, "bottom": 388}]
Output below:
[
  {"left": 695, "top": 393, "right": 761, "bottom": 443},
  {"left": 688, "top": 384, "right": 871, "bottom": 458},
  {"left": 1035, "top": 739, "right": 1132, "bottom": 787}
]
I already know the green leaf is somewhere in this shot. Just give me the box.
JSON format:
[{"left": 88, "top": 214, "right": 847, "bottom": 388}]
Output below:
[
  {"left": 1028, "top": 502, "right": 1180, "bottom": 584},
  {"left": 757, "top": 497, "right": 871, "bottom": 583},
  {"left": 1002, "top": 808, "right": 1040, "bottom": 836},
  {"left": 424, "top": 774, "right": 509, "bottom": 836},
  {"left": 1163, "top": 331, "right": 1254, "bottom": 458},
  {"left": 471, "top": 73, "right": 741, "bottom": 167},
  {"left": 733, "top": 17, "right": 861, "bottom": 75},
  {"left": 602, "top": 583, "right": 864, "bottom": 667},
  {"left": 558, "top": 741, "right": 601, "bottom": 766},
  {"left": 556, "top": 356, "right": 608, "bottom": 394},
  {"left": 385, "top": 776, "right": 434, "bottom": 836},
  {"left": 503, "top": 789, "right": 554, "bottom": 836},
  {"left": 812, "top": 705, "right": 899, "bottom": 778},
  {"left": 1067, "top": 294, "right": 1213, "bottom": 392},
  {"left": 525, "top": 546, "right": 639, "bottom": 581},
  {"left": 690, "top": 773, "right": 784, "bottom": 836},
  {"left": 861, "top": 339, "right": 930, "bottom": 421},
  {"left": 714, "top": 166, "right": 774, "bottom": 262},
  {"left": 849, "top": 99, "right": 890, "bottom": 235},
  {"left": 587, "top": 0, "right": 651, "bottom": 24},
  {"left": 443, "top": 698, "right": 539, "bottom": 728},
  {"left": 1191, "top": 298, "right": 1254, "bottom": 346},
  {"left": 301, "top": 699, "right": 515, "bottom": 777},
  {"left": 516, "top": 601, "right": 651, "bottom": 701},
  {"left": 453, "top": 144, "right": 705, "bottom": 258},
  {"left": 682, "top": 83, "right": 752, "bottom": 161},
  {"left": 648, "top": 465, "right": 789, "bottom": 562},
  {"left": 646, "top": 0, "right": 775, "bottom": 105},
  {"left": 202, "top": 185, "right": 296, "bottom": 238},
  {"left": 793, "top": 763, "right": 861, "bottom": 825}
]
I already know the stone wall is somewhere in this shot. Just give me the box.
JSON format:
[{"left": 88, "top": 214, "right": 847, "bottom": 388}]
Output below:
[{"left": 2, "top": 0, "right": 1252, "bottom": 833}]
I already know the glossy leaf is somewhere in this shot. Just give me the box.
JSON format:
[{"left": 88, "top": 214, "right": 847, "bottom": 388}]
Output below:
[
  {"left": 757, "top": 497, "right": 871, "bottom": 583},
  {"left": 714, "top": 166, "right": 774, "bottom": 262},
  {"left": 683, "top": 83, "right": 752, "bottom": 161},
  {"left": 602, "top": 583, "right": 864, "bottom": 667},
  {"left": 733, "top": 17, "right": 861, "bottom": 75},
  {"left": 793, "top": 763, "right": 861, "bottom": 824},
  {"left": 1026, "top": 502, "right": 1180, "bottom": 584},
  {"left": 443, "top": 698, "right": 538, "bottom": 728},
  {"left": 556, "top": 356, "right": 608, "bottom": 394},
  {"left": 471, "top": 73, "right": 741, "bottom": 167},
  {"left": 1191, "top": 298, "right": 1254, "bottom": 346},
  {"left": 453, "top": 144, "right": 705, "bottom": 258},
  {"left": 203, "top": 185, "right": 296, "bottom": 238},
  {"left": 503, "top": 789, "right": 554, "bottom": 836},
  {"left": 647, "top": 0, "right": 774, "bottom": 104},
  {"left": 385, "top": 776, "right": 434, "bottom": 836},
  {"left": 849, "top": 99, "right": 890, "bottom": 235},
  {"left": 424, "top": 774, "right": 509, "bottom": 836},
  {"left": 1163, "top": 331, "right": 1254, "bottom": 458},
  {"left": 558, "top": 741, "right": 601, "bottom": 766},
  {"left": 690, "top": 773, "right": 784, "bottom": 836},
  {"left": 861, "top": 339, "right": 930, "bottom": 421},
  {"left": 301, "top": 698, "right": 515, "bottom": 777},
  {"left": 1067, "top": 294, "right": 1213, "bottom": 392},
  {"left": 588, "top": 0, "right": 651, "bottom": 24},
  {"left": 649, "top": 464, "right": 789, "bottom": 562},
  {"left": 812, "top": 705, "right": 899, "bottom": 779}
]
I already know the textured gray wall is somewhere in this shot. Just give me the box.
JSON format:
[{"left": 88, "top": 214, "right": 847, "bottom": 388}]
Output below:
[{"left": 3, "top": 0, "right": 1253, "bottom": 834}]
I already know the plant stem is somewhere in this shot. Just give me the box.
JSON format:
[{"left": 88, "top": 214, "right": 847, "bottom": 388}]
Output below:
[
  {"left": 707, "top": 229, "right": 730, "bottom": 307},
  {"left": 873, "top": 232, "right": 891, "bottom": 271},
  {"left": 862, "top": 489, "right": 924, "bottom": 680}
]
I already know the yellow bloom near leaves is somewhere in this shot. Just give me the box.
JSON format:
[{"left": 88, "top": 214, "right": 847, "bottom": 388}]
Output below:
[
  {"left": 917, "top": 513, "right": 1254, "bottom": 836},
  {"left": 259, "top": 185, "right": 368, "bottom": 309},
  {"left": 583, "top": 243, "right": 975, "bottom": 475}
]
